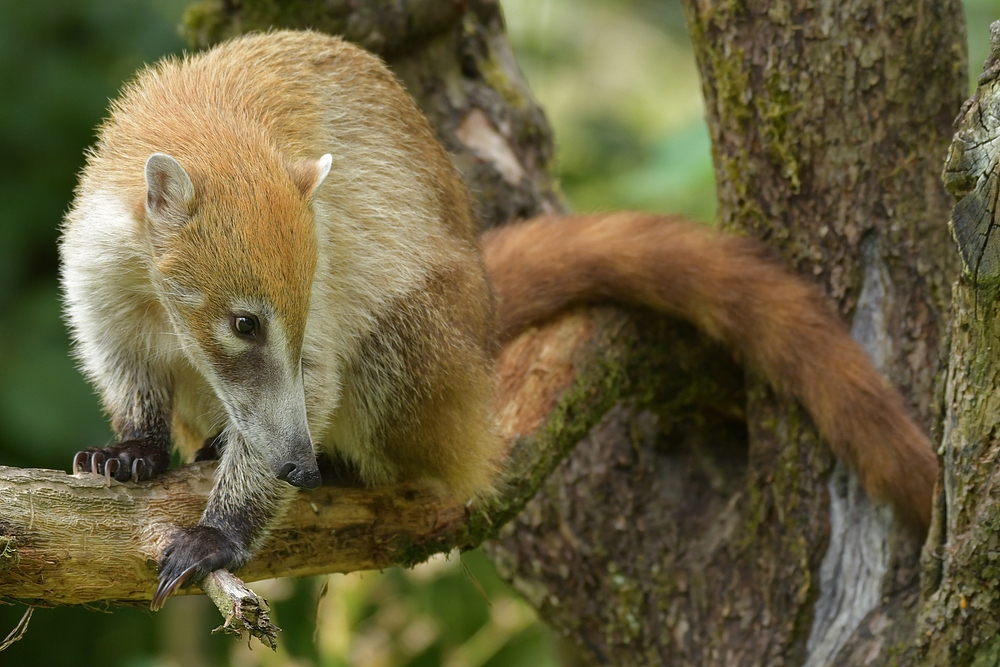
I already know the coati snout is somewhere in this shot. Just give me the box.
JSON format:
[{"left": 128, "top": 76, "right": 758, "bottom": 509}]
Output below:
[{"left": 274, "top": 447, "right": 321, "bottom": 489}]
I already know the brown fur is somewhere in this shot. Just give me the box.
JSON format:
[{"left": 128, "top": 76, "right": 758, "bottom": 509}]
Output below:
[
  {"left": 330, "top": 262, "right": 499, "bottom": 501},
  {"left": 482, "top": 212, "right": 938, "bottom": 529}
]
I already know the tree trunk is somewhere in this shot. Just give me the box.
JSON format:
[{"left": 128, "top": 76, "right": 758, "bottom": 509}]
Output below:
[
  {"left": 488, "top": 1, "right": 966, "bottom": 665},
  {"left": 917, "top": 23, "right": 1000, "bottom": 666}
]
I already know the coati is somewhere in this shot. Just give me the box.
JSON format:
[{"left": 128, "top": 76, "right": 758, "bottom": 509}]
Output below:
[{"left": 59, "top": 30, "right": 938, "bottom": 610}]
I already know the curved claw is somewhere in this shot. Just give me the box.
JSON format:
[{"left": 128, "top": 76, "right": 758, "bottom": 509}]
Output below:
[
  {"left": 104, "top": 458, "right": 120, "bottom": 486},
  {"left": 131, "top": 458, "right": 146, "bottom": 483},
  {"left": 90, "top": 452, "right": 105, "bottom": 476},
  {"left": 151, "top": 564, "right": 198, "bottom": 611},
  {"left": 72, "top": 452, "right": 87, "bottom": 475}
]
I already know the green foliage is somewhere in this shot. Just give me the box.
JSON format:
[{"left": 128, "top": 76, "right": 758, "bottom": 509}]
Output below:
[
  {"left": 309, "top": 551, "right": 560, "bottom": 667},
  {"left": 0, "top": 0, "right": 191, "bottom": 467},
  {"left": 967, "top": 0, "right": 1000, "bottom": 90},
  {"left": 504, "top": 0, "right": 717, "bottom": 221}
]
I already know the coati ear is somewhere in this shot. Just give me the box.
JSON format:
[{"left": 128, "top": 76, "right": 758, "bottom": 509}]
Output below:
[
  {"left": 144, "top": 153, "right": 194, "bottom": 226},
  {"left": 286, "top": 154, "right": 333, "bottom": 199}
]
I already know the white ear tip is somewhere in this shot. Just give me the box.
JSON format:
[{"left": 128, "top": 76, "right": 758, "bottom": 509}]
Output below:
[
  {"left": 318, "top": 153, "right": 332, "bottom": 179},
  {"left": 310, "top": 153, "right": 332, "bottom": 194}
]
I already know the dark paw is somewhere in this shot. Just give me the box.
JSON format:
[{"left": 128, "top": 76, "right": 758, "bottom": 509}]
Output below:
[
  {"left": 316, "top": 452, "right": 365, "bottom": 487},
  {"left": 193, "top": 433, "right": 226, "bottom": 462},
  {"left": 72, "top": 439, "right": 170, "bottom": 484},
  {"left": 152, "top": 525, "right": 249, "bottom": 611}
]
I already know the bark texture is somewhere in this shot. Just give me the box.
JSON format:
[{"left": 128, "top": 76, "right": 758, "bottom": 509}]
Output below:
[
  {"left": 917, "top": 23, "right": 1000, "bottom": 666},
  {"left": 681, "top": 0, "right": 964, "bottom": 471},
  {"left": 202, "top": 570, "right": 280, "bottom": 648},
  {"left": 683, "top": 1, "right": 962, "bottom": 664}
]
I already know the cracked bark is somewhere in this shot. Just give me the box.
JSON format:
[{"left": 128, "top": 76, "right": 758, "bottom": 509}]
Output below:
[{"left": 917, "top": 22, "right": 1000, "bottom": 667}]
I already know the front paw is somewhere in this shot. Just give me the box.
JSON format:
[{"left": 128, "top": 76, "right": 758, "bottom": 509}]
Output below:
[
  {"left": 193, "top": 433, "right": 226, "bottom": 462},
  {"left": 152, "top": 525, "right": 249, "bottom": 610},
  {"left": 72, "top": 438, "right": 170, "bottom": 483}
]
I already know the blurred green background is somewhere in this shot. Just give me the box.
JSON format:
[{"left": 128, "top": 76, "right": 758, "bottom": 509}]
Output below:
[{"left": 0, "top": 1, "right": 995, "bottom": 665}]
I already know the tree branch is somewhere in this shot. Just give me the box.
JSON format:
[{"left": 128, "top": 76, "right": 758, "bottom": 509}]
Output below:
[{"left": 0, "top": 311, "right": 586, "bottom": 605}]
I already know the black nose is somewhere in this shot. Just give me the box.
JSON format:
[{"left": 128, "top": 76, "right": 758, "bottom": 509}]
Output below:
[{"left": 278, "top": 461, "right": 321, "bottom": 489}]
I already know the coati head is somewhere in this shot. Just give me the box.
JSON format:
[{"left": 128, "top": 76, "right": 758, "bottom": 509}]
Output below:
[{"left": 141, "top": 150, "right": 332, "bottom": 489}]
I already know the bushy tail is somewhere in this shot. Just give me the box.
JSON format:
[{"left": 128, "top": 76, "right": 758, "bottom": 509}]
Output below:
[{"left": 480, "top": 212, "right": 937, "bottom": 530}]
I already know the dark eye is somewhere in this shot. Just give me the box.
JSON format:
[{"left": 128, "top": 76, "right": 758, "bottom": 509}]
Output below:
[{"left": 232, "top": 313, "right": 259, "bottom": 338}]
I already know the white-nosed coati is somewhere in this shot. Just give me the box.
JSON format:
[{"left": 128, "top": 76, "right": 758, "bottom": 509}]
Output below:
[{"left": 58, "top": 30, "right": 938, "bottom": 610}]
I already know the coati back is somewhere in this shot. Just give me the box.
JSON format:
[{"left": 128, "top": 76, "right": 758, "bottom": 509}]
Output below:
[{"left": 59, "top": 31, "right": 937, "bottom": 609}]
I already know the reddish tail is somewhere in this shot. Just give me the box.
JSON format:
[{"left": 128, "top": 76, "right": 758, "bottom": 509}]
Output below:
[{"left": 481, "top": 212, "right": 937, "bottom": 530}]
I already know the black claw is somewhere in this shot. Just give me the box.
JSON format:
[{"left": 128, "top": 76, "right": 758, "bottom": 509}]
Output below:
[
  {"left": 193, "top": 433, "right": 226, "bottom": 462},
  {"left": 151, "top": 564, "right": 197, "bottom": 611},
  {"left": 152, "top": 525, "right": 249, "bottom": 610}
]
